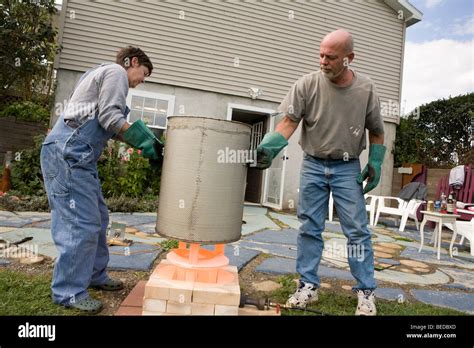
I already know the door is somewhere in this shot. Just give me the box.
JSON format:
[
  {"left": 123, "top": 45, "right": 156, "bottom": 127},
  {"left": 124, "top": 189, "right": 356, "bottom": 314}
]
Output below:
[
  {"left": 262, "top": 114, "right": 287, "bottom": 209},
  {"left": 245, "top": 121, "right": 264, "bottom": 203}
]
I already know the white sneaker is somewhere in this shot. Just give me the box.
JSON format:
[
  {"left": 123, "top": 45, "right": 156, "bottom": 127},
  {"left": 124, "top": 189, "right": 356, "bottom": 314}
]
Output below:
[
  {"left": 355, "top": 289, "right": 377, "bottom": 316},
  {"left": 286, "top": 281, "right": 318, "bottom": 308}
]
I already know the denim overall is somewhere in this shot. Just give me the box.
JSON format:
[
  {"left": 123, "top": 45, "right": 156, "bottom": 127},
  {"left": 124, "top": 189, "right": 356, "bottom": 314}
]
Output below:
[{"left": 40, "top": 69, "right": 128, "bottom": 305}]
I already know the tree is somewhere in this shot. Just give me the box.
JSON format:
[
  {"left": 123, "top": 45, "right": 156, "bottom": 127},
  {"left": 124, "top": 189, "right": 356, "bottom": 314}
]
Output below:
[
  {"left": 394, "top": 93, "right": 473, "bottom": 168},
  {"left": 0, "top": 0, "right": 59, "bottom": 103}
]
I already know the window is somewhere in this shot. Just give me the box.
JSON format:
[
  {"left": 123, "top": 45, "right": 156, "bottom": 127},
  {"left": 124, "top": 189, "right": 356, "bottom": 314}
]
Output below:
[{"left": 126, "top": 90, "right": 175, "bottom": 129}]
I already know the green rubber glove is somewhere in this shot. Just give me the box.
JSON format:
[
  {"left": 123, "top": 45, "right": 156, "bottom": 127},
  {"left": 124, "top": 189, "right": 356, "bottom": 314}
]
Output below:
[
  {"left": 123, "top": 120, "right": 163, "bottom": 161},
  {"left": 357, "top": 144, "right": 386, "bottom": 194},
  {"left": 255, "top": 132, "right": 288, "bottom": 170}
]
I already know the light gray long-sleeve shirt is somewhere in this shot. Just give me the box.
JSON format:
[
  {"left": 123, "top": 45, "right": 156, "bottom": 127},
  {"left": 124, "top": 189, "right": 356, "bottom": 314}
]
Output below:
[{"left": 63, "top": 63, "right": 129, "bottom": 134}]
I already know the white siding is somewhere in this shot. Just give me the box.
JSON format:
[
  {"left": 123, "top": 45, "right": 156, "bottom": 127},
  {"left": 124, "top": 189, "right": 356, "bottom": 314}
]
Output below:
[{"left": 58, "top": 0, "right": 404, "bottom": 109}]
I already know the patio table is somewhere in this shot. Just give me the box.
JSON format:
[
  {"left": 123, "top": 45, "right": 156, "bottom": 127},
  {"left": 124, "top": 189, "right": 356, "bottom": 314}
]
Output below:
[{"left": 419, "top": 211, "right": 460, "bottom": 260}]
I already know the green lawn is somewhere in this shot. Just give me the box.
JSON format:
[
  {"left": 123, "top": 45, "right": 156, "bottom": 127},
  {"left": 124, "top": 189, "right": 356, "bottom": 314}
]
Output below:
[
  {"left": 0, "top": 269, "right": 82, "bottom": 315},
  {"left": 0, "top": 269, "right": 466, "bottom": 316},
  {"left": 271, "top": 275, "right": 466, "bottom": 316}
]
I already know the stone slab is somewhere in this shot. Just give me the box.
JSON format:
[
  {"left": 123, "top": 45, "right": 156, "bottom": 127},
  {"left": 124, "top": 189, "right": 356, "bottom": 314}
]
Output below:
[
  {"left": 236, "top": 240, "right": 296, "bottom": 259},
  {"left": 108, "top": 243, "right": 162, "bottom": 271},
  {"left": 269, "top": 212, "right": 301, "bottom": 229},
  {"left": 244, "top": 228, "right": 298, "bottom": 246},
  {"left": 201, "top": 244, "right": 261, "bottom": 271},
  {"left": 375, "top": 288, "right": 407, "bottom": 301},
  {"left": 411, "top": 289, "right": 474, "bottom": 314},
  {"left": 400, "top": 247, "right": 474, "bottom": 269},
  {"left": 439, "top": 267, "right": 474, "bottom": 290}
]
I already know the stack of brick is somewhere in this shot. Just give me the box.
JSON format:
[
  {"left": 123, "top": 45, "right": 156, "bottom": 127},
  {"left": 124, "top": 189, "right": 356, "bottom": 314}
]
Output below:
[{"left": 143, "top": 260, "right": 241, "bottom": 315}]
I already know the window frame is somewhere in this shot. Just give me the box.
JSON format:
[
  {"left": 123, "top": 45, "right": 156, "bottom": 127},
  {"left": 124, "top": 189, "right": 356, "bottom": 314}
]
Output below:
[{"left": 126, "top": 90, "right": 175, "bottom": 129}]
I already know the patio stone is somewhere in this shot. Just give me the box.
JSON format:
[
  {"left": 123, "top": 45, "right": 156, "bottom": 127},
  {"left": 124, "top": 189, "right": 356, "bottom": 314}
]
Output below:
[
  {"left": 374, "top": 251, "right": 393, "bottom": 258},
  {"left": 378, "top": 242, "right": 403, "bottom": 250},
  {"left": 255, "top": 257, "right": 355, "bottom": 281},
  {"left": 0, "top": 211, "right": 50, "bottom": 228},
  {"left": 411, "top": 289, "right": 474, "bottom": 314},
  {"left": 399, "top": 247, "right": 474, "bottom": 269},
  {"left": 203, "top": 244, "right": 261, "bottom": 271},
  {"left": 255, "top": 257, "right": 296, "bottom": 274},
  {"left": 322, "top": 231, "right": 347, "bottom": 240},
  {"left": 0, "top": 227, "right": 16, "bottom": 233},
  {"left": 108, "top": 243, "right": 162, "bottom": 271},
  {"left": 269, "top": 212, "right": 301, "bottom": 229},
  {"left": 133, "top": 223, "right": 157, "bottom": 234},
  {"left": 399, "top": 268, "right": 415, "bottom": 274},
  {"left": 373, "top": 245, "right": 397, "bottom": 254},
  {"left": 109, "top": 213, "right": 157, "bottom": 227},
  {"left": 241, "top": 214, "right": 280, "bottom": 236},
  {"left": 243, "top": 205, "right": 268, "bottom": 216},
  {"left": 0, "top": 228, "right": 57, "bottom": 259},
  {"left": 124, "top": 233, "right": 166, "bottom": 245},
  {"left": 413, "top": 267, "right": 431, "bottom": 273},
  {"left": 236, "top": 240, "right": 296, "bottom": 259},
  {"left": 224, "top": 245, "right": 261, "bottom": 271},
  {"left": 375, "top": 269, "right": 450, "bottom": 285},
  {"left": 375, "top": 288, "right": 407, "bottom": 301},
  {"left": 320, "top": 282, "right": 332, "bottom": 289},
  {"left": 20, "top": 256, "right": 44, "bottom": 265},
  {"left": 318, "top": 265, "right": 354, "bottom": 281},
  {"left": 244, "top": 228, "right": 298, "bottom": 246},
  {"left": 371, "top": 233, "right": 396, "bottom": 243},
  {"left": 439, "top": 267, "right": 474, "bottom": 290},
  {"left": 325, "top": 222, "right": 344, "bottom": 234},
  {"left": 376, "top": 258, "right": 400, "bottom": 266},
  {"left": 399, "top": 259, "right": 429, "bottom": 268},
  {"left": 341, "top": 285, "right": 352, "bottom": 291},
  {"left": 33, "top": 220, "right": 51, "bottom": 229}
]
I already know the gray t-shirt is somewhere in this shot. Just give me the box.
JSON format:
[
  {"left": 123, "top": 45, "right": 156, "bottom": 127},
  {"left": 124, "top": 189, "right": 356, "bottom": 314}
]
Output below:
[
  {"left": 64, "top": 63, "right": 129, "bottom": 135},
  {"left": 278, "top": 70, "right": 384, "bottom": 159}
]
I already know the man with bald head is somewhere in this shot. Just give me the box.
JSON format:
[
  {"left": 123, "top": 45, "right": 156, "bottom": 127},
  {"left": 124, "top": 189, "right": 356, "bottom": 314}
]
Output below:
[{"left": 255, "top": 29, "right": 385, "bottom": 315}]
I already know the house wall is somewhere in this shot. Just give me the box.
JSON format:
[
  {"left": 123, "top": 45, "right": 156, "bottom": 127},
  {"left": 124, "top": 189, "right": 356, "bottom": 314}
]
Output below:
[{"left": 56, "top": 0, "right": 404, "bottom": 120}]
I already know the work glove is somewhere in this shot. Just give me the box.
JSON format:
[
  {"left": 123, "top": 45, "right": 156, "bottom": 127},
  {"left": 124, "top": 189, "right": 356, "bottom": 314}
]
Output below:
[
  {"left": 254, "top": 132, "right": 288, "bottom": 170},
  {"left": 148, "top": 140, "right": 164, "bottom": 170},
  {"left": 123, "top": 120, "right": 163, "bottom": 162},
  {"left": 357, "top": 144, "right": 386, "bottom": 194}
]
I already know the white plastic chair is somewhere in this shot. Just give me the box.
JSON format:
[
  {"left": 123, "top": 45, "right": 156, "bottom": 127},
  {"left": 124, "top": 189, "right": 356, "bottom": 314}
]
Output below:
[
  {"left": 448, "top": 219, "right": 474, "bottom": 256},
  {"left": 444, "top": 210, "right": 474, "bottom": 257},
  {"left": 328, "top": 190, "right": 378, "bottom": 226},
  {"left": 373, "top": 197, "right": 424, "bottom": 232}
]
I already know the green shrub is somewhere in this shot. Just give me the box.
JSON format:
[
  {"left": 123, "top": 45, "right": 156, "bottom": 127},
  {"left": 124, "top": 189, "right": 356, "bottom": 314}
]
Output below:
[
  {"left": 98, "top": 141, "right": 161, "bottom": 198},
  {"left": 10, "top": 134, "right": 45, "bottom": 196},
  {"left": 105, "top": 195, "right": 158, "bottom": 213},
  {"left": 7, "top": 136, "right": 161, "bottom": 206},
  {"left": 0, "top": 101, "right": 50, "bottom": 125}
]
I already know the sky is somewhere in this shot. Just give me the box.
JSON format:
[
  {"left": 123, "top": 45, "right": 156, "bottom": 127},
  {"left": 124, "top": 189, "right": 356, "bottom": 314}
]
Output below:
[{"left": 402, "top": 0, "right": 474, "bottom": 113}]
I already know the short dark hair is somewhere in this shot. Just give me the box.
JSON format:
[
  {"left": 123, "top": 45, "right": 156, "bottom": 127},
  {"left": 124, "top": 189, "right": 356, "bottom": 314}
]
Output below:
[{"left": 116, "top": 46, "right": 153, "bottom": 76}]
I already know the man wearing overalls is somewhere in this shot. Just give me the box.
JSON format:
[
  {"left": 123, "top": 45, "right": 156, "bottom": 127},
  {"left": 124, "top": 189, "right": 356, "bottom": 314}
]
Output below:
[
  {"left": 256, "top": 30, "right": 386, "bottom": 316},
  {"left": 41, "top": 47, "right": 160, "bottom": 313}
]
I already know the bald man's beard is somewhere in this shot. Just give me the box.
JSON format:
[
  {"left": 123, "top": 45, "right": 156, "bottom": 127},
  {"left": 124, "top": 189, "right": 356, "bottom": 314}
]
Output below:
[{"left": 320, "top": 64, "right": 345, "bottom": 80}]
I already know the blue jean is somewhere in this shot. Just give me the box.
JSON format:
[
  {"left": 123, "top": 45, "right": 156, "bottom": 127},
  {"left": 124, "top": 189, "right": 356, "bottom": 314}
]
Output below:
[
  {"left": 40, "top": 115, "right": 114, "bottom": 305},
  {"left": 296, "top": 153, "right": 376, "bottom": 291}
]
